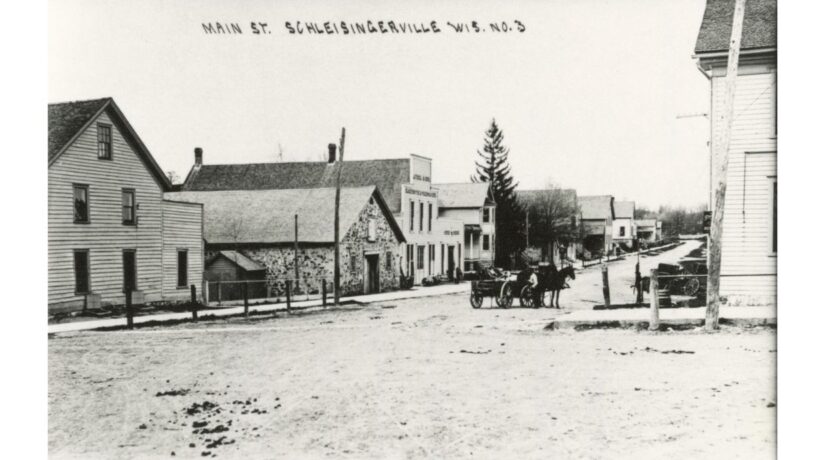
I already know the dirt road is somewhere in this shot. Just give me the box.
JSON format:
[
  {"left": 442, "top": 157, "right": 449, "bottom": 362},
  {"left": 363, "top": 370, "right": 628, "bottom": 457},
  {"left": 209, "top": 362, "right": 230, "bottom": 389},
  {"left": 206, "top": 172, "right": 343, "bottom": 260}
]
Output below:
[
  {"left": 560, "top": 240, "right": 703, "bottom": 309},
  {"left": 49, "top": 281, "right": 774, "bottom": 459}
]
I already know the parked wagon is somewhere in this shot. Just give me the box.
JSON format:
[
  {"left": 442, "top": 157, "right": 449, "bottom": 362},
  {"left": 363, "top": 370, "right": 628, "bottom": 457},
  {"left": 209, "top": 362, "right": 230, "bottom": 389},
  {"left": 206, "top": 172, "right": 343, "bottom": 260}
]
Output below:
[{"left": 469, "top": 267, "right": 514, "bottom": 308}]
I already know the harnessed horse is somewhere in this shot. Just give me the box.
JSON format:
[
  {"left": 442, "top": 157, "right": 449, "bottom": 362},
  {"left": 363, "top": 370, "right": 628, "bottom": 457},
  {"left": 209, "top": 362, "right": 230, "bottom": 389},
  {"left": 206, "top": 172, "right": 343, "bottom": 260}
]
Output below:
[{"left": 545, "top": 265, "right": 576, "bottom": 308}]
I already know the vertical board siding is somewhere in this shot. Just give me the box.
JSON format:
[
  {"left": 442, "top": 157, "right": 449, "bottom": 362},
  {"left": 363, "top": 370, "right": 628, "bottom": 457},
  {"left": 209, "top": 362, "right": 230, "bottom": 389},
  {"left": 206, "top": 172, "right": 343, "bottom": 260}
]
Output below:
[
  {"left": 161, "top": 200, "right": 204, "bottom": 300},
  {"left": 711, "top": 70, "right": 777, "bottom": 304}
]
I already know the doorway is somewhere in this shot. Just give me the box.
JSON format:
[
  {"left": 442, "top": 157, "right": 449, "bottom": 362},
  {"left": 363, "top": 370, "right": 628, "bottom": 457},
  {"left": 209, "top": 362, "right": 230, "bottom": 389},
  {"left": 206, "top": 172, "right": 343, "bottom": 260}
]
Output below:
[
  {"left": 447, "top": 245, "right": 455, "bottom": 280},
  {"left": 123, "top": 250, "right": 137, "bottom": 293},
  {"left": 365, "top": 254, "right": 380, "bottom": 294}
]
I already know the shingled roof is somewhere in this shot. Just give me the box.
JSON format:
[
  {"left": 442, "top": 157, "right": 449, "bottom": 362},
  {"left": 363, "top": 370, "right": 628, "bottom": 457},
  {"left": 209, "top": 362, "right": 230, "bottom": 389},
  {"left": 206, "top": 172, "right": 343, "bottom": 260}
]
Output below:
[
  {"left": 48, "top": 97, "right": 172, "bottom": 190},
  {"left": 613, "top": 201, "right": 635, "bottom": 219},
  {"left": 165, "top": 186, "right": 405, "bottom": 245},
  {"left": 694, "top": 0, "right": 776, "bottom": 54},
  {"left": 578, "top": 195, "right": 615, "bottom": 220},
  {"left": 434, "top": 183, "right": 494, "bottom": 208},
  {"left": 516, "top": 189, "right": 578, "bottom": 207},
  {"left": 183, "top": 158, "right": 410, "bottom": 213},
  {"left": 48, "top": 98, "right": 110, "bottom": 162}
]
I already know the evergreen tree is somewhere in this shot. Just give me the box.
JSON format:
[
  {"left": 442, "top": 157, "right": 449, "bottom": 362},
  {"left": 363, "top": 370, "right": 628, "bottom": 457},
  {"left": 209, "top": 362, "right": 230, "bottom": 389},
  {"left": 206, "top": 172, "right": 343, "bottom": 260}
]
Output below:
[{"left": 472, "top": 119, "right": 524, "bottom": 268}]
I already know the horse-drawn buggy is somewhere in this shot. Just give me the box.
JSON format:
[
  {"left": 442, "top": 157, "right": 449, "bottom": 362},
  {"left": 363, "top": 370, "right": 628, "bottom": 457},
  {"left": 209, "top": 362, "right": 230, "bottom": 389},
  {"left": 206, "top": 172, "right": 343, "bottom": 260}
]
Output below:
[{"left": 470, "top": 264, "right": 575, "bottom": 309}]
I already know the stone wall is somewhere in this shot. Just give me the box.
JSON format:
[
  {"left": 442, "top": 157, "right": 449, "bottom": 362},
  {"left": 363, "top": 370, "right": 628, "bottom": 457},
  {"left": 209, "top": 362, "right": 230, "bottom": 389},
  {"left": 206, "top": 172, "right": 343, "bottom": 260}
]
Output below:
[
  {"left": 339, "top": 197, "right": 401, "bottom": 294},
  {"left": 207, "top": 196, "right": 401, "bottom": 298}
]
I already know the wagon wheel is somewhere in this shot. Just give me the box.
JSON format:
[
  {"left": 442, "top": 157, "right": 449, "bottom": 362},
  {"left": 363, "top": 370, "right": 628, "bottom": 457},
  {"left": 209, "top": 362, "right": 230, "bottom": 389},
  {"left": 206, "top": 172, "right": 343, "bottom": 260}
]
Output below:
[
  {"left": 520, "top": 285, "right": 534, "bottom": 308},
  {"left": 496, "top": 282, "right": 513, "bottom": 308},
  {"left": 470, "top": 290, "right": 484, "bottom": 309},
  {"left": 682, "top": 277, "right": 701, "bottom": 297}
]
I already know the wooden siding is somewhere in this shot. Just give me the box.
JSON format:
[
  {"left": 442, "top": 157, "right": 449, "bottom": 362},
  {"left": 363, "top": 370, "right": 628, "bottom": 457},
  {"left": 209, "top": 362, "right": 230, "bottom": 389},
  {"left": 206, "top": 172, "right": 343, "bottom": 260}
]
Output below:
[
  {"left": 161, "top": 200, "right": 204, "bottom": 300},
  {"left": 49, "top": 111, "right": 166, "bottom": 309},
  {"left": 711, "top": 70, "right": 777, "bottom": 304}
]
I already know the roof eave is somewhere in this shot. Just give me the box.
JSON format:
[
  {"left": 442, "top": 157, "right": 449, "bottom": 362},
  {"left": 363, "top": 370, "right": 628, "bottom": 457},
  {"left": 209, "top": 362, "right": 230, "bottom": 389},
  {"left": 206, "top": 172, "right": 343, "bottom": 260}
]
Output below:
[{"left": 48, "top": 98, "right": 112, "bottom": 168}]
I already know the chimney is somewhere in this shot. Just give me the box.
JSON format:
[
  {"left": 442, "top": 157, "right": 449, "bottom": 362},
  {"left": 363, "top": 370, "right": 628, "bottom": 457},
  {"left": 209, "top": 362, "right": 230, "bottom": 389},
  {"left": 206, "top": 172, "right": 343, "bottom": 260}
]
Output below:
[
  {"left": 327, "top": 143, "right": 337, "bottom": 163},
  {"left": 194, "top": 147, "right": 203, "bottom": 166}
]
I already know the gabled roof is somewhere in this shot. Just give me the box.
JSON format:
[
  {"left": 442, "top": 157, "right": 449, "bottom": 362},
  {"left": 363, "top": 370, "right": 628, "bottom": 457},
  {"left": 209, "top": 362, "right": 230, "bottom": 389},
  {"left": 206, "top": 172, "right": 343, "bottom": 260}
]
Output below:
[
  {"left": 434, "top": 182, "right": 494, "bottom": 208},
  {"left": 636, "top": 219, "right": 659, "bottom": 228},
  {"left": 48, "top": 98, "right": 172, "bottom": 190},
  {"left": 183, "top": 158, "right": 410, "bottom": 213},
  {"left": 694, "top": 0, "right": 776, "bottom": 54},
  {"left": 209, "top": 250, "right": 266, "bottom": 272},
  {"left": 613, "top": 201, "right": 635, "bottom": 219},
  {"left": 165, "top": 186, "right": 405, "bottom": 245},
  {"left": 578, "top": 195, "right": 615, "bottom": 220},
  {"left": 516, "top": 189, "right": 578, "bottom": 207}
]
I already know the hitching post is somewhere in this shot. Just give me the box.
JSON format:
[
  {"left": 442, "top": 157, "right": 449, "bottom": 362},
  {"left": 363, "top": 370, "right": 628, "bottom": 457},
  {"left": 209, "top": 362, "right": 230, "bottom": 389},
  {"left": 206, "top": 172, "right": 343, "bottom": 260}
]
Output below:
[
  {"left": 649, "top": 268, "right": 660, "bottom": 331},
  {"left": 190, "top": 284, "right": 198, "bottom": 322},
  {"left": 601, "top": 264, "right": 610, "bottom": 308},
  {"left": 286, "top": 279, "right": 292, "bottom": 312},
  {"left": 322, "top": 279, "right": 327, "bottom": 307}
]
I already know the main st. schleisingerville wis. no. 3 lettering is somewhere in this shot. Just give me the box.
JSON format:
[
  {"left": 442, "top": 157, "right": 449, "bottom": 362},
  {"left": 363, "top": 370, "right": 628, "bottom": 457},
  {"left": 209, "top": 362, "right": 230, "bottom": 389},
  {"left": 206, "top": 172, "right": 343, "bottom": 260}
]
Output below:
[
  {"left": 201, "top": 20, "right": 526, "bottom": 35},
  {"left": 202, "top": 22, "right": 272, "bottom": 34}
]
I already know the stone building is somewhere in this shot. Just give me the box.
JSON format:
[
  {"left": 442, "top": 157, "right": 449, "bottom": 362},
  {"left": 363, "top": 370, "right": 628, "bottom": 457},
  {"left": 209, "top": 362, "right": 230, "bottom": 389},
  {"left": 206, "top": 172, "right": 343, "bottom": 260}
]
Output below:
[
  {"left": 167, "top": 186, "right": 405, "bottom": 298},
  {"left": 180, "top": 147, "right": 463, "bottom": 285}
]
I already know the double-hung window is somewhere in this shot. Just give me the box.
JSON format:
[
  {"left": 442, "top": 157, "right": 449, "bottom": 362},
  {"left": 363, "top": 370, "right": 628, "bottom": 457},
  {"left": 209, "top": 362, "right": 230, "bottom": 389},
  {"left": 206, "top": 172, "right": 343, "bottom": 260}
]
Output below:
[
  {"left": 73, "top": 184, "right": 89, "bottom": 223},
  {"left": 97, "top": 124, "right": 112, "bottom": 159},
  {"left": 409, "top": 200, "right": 415, "bottom": 232},
  {"left": 122, "top": 189, "right": 136, "bottom": 225}
]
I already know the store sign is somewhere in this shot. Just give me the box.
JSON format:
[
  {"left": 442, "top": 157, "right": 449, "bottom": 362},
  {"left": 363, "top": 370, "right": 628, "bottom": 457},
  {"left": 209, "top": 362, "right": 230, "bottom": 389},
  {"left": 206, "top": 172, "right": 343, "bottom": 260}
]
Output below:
[{"left": 405, "top": 186, "right": 436, "bottom": 198}]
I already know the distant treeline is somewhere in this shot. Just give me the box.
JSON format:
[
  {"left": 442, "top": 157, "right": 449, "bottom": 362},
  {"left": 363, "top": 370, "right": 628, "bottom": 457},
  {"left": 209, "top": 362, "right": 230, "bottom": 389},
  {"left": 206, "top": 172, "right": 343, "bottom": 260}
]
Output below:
[{"left": 637, "top": 205, "right": 708, "bottom": 236}]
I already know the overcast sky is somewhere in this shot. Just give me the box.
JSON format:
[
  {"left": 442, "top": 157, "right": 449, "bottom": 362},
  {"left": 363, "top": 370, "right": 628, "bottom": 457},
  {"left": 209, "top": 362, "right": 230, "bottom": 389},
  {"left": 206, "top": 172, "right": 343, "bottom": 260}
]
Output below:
[{"left": 49, "top": 0, "right": 710, "bottom": 210}]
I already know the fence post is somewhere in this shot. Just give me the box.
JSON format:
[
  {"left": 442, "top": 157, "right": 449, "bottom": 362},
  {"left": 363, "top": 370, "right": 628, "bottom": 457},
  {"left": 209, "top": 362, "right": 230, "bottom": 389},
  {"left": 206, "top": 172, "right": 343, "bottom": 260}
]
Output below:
[
  {"left": 202, "top": 279, "right": 209, "bottom": 306},
  {"left": 243, "top": 282, "right": 249, "bottom": 319},
  {"left": 601, "top": 264, "right": 610, "bottom": 308},
  {"left": 286, "top": 279, "right": 292, "bottom": 312},
  {"left": 649, "top": 268, "right": 660, "bottom": 331},
  {"left": 190, "top": 284, "right": 198, "bottom": 322},
  {"left": 635, "top": 262, "right": 643, "bottom": 304},
  {"left": 125, "top": 290, "right": 134, "bottom": 330},
  {"left": 322, "top": 279, "right": 327, "bottom": 307}
]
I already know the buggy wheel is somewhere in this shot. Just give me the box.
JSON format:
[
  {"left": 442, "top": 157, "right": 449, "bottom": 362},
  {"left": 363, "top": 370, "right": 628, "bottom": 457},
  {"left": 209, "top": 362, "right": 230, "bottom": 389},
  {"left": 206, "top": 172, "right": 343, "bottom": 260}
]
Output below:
[
  {"left": 682, "top": 277, "right": 700, "bottom": 297},
  {"left": 470, "top": 291, "right": 483, "bottom": 309},
  {"left": 520, "top": 286, "right": 534, "bottom": 308},
  {"left": 497, "top": 282, "right": 513, "bottom": 308}
]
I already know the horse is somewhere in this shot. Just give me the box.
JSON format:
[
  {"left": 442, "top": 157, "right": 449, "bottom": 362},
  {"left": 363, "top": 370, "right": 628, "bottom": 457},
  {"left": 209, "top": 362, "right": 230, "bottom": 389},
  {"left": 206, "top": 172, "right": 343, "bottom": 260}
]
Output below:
[{"left": 545, "top": 265, "right": 576, "bottom": 308}]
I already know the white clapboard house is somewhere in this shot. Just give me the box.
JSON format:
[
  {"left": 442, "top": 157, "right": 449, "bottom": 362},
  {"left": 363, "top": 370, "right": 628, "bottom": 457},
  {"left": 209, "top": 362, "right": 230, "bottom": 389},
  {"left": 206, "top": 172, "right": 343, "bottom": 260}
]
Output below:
[
  {"left": 48, "top": 98, "right": 204, "bottom": 312},
  {"left": 694, "top": 0, "right": 776, "bottom": 305}
]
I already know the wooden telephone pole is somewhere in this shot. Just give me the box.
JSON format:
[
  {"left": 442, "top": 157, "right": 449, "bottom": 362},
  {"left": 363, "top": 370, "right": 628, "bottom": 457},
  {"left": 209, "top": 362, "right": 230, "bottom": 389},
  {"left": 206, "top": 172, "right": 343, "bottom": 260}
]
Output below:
[
  {"left": 706, "top": 0, "right": 747, "bottom": 331},
  {"left": 333, "top": 127, "right": 346, "bottom": 306}
]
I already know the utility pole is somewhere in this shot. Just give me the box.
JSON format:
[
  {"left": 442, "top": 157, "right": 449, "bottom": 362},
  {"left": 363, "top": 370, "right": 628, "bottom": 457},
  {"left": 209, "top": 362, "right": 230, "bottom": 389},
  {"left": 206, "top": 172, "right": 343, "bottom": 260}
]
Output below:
[
  {"left": 706, "top": 0, "right": 746, "bottom": 331},
  {"left": 333, "top": 127, "right": 346, "bottom": 306}
]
